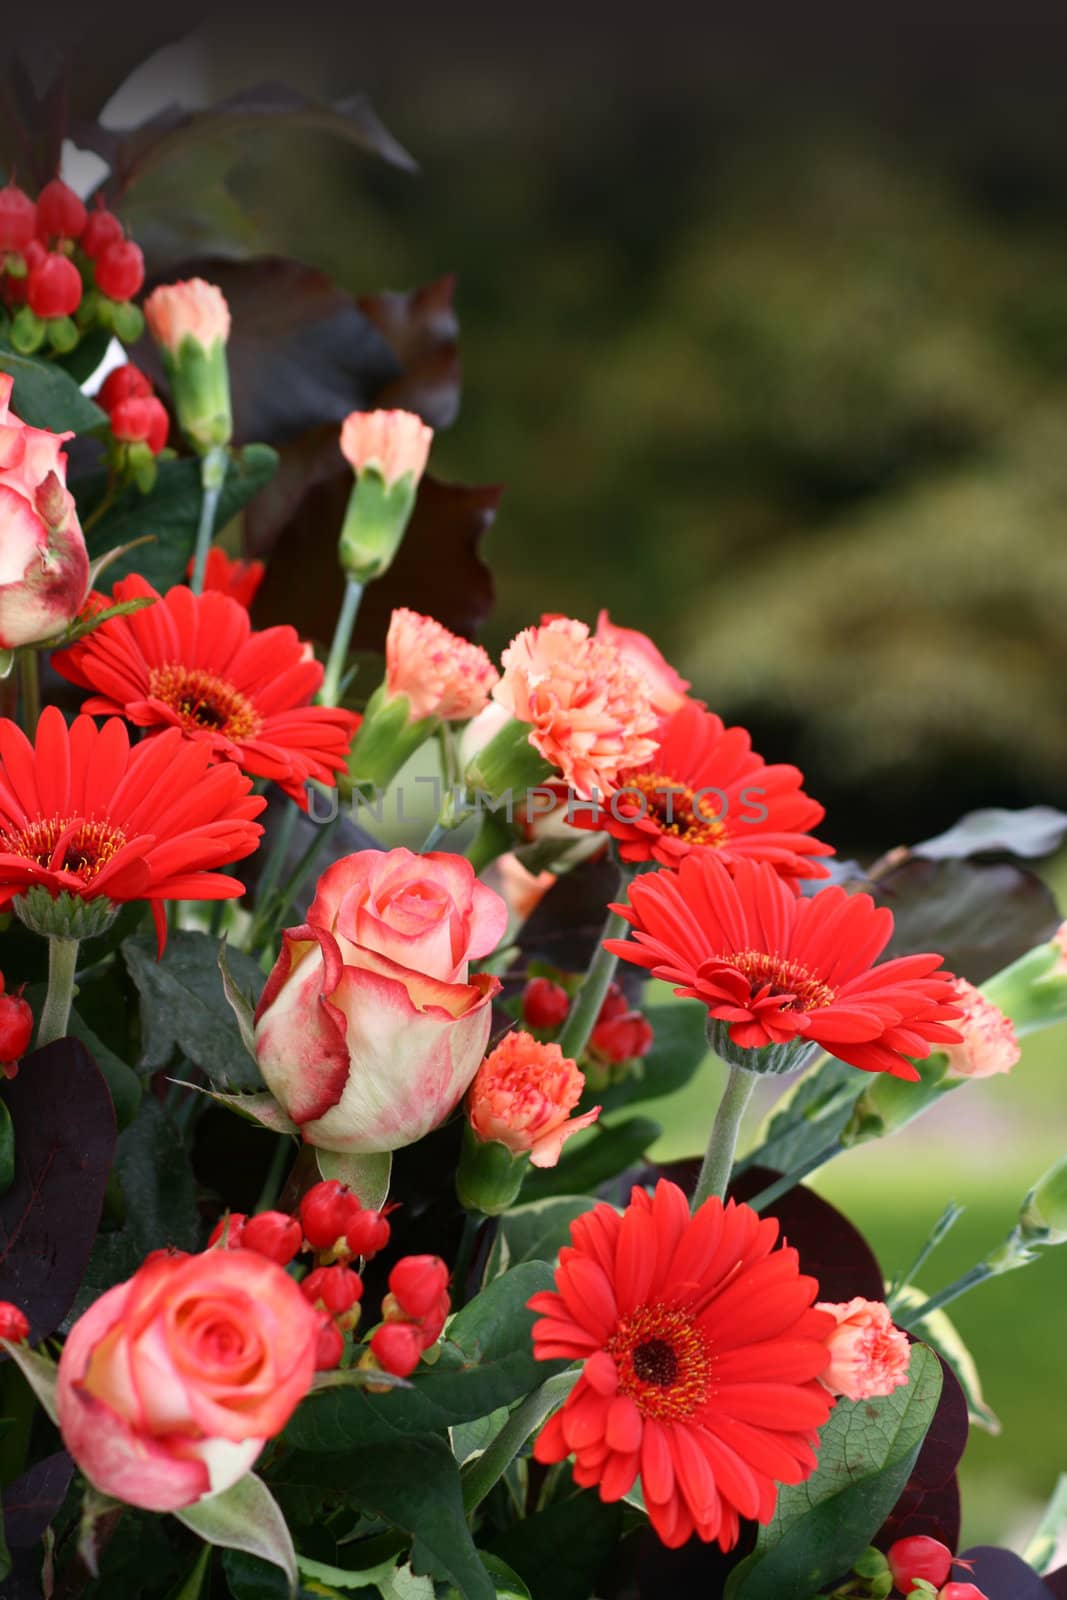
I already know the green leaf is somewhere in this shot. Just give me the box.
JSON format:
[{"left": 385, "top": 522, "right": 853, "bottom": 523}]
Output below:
[
  {"left": 593, "top": 994, "right": 711, "bottom": 1113},
  {"left": 485, "top": 1490, "right": 623, "bottom": 1600},
  {"left": 194, "top": 1088, "right": 297, "bottom": 1135},
  {"left": 0, "top": 344, "right": 107, "bottom": 432},
  {"left": 444, "top": 1554, "right": 530, "bottom": 1599},
  {"left": 165, "top": 1547, "right": 211, "bottom": 1600},
  {"left": 219, "top": 941, "right": 259, "bottom": 1061},
  {"left": 724, "top": 1344, "right": 943, "bottom": 1600},
  {"left": 122, "top": 931, "right": 267, "bottom": 1091},
  {"left": 486, "top": 1196, "right": 598, "bottom": 1280},
  {"left": 316, "top": 1149, "right": 391, "bottom": 1210},
  {"left": 67, "top": 1008, "right": 142, "bottom": 1130},
  {"left": 285, "top": 1262, "right": 560, "bottom": 1450},
  {"left": 738, "top": 1055, "right": 861, "bottom": 1178},
  {"left": 0, "top": 1096, "right": 14, "bottom": 1197},
  {"left": 521, "top": 1117, "right": 661, "bottom": 1201},
  {"left": 297, "top": 1553, "right": 433, "bottom": 1597},
  {"left": 176, "top": 1473, "right": 297, "bottom": 1598},
  {"left": 893, "top": 1286, "right": 1000, "bottom": 1433},
  {"left": 0, "top": 1338, "right": 58, "bottom": 1424},
  {"left": 223, "top": 1550, "right": 343, "bottom": 1600}
]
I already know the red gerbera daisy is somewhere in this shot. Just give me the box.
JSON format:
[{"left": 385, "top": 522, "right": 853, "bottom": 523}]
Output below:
[
  {"left": 52, "top": 576, "right": 359, "bottom": 808},
  {"left": 607, "top": 855, "right": 961, "bottom": 1080},
  {"left": 0, "top": 707, "right": 264, "bottom": 952},
  {"left": 187, "top": 546, "right": 266, "bottom": 610},
  {"left": 569, "top": 700, "right": 833, "bottom": 885},
  {"left": 530, "top": 1178, "right": 836, "bottom": 1550}
]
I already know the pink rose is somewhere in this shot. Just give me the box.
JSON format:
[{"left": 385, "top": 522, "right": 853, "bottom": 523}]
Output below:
[
  {"left": 255, "top": 849, "right": 507, "bottom": 1153},
  {"left": 815, "top": 1297, "right": 911, "bottom": 1402},
  {"left": 0, "top": 374, "right": 89, "bottom": 649},
  {"left": 56, "top": 1249, "right": 319, "bottom": 1512}
]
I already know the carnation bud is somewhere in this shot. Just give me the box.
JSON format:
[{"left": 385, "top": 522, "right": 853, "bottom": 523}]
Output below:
[
  {"left": 240, "top": 1211, "right": 303, "bottom": 1266},
  {"left": 81, "top": 206, "right": 123, "bottom": 261},
  {"left": 144, "top": 277, "right": 232, "bottom": 453},
  {"left": 313, "top": 1313, "right": 345, "bottom": 1371},
  {"left": 300, "top": 1179, "right": 361, "bottom": 1252},
  {"left": 982, "top": 924, "right": 1067, "bottom": 1036},
  {"left": 522, "top": 976, "right": 570, "bottom": 1031},
  {"left": 388, "top": 1255, "right": 450, "bottom": 1319},
  {"left": 0, "top": 1301, "right": 30, "bottom": 1342},
  {"left": 887, "top": 1536, "right": 953, "bottom": 1594},
  {"left": 344, "top": 679, "right": 440, "bottom": 797},
  {"left": 207, "top": 1212, "right": 248, "bottom": 1249},
  {"left": 35, "top": 178, "right": 86, "bottom": 243},
  {"left": 27, "top": 252, "right": 82, "bottom": 319},
  {"left": 1018, "top": 1154, "right": 1067, "bottom": 1247},
  {"left": 337, "top": 409, "right": 433, "bottom": 585},
  {"left": 0, "top": 184, "right": 36, "bottom": 255},
  {"left": 98, "top": 363, "right": 153, "bottom": 412},
  {"left": 345, "top": 1207, "right": 391, "bottom": 1259},
  {"left": 95, "top": 238, "right": 144, "bottom": 303},
  {"left": 0, "top": 976, "right": 33, "bottom": 1078},
  {"left": 370, "top": 1321, "right": 423, "bottom": 1378},
  {"left": 301, "top": 1265, "right": 363, "bottom": 1319}
]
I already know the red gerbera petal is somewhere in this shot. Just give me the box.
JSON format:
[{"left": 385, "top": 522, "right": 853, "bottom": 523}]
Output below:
[{"left": 51, "top": 576, "right": 359, "bottom": 809}]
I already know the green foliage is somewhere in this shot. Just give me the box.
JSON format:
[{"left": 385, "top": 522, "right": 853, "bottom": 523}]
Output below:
[
  {"left": 484, "top": 1490, "right": 623, "bottom": 1600},
  {"left": 0, "top": 344, "right": 107, "bottom": 431},
  {"left": 122, "top": 931, "right": 267, "bottom": 1092},
  {"left": 520, "top": 1116, "right": 661, "bottom": 1201},
  {"left": 486, "top": 1196, "right": 599, "bottom": 1279}
]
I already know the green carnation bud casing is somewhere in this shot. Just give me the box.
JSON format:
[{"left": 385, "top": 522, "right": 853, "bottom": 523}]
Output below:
[
  {"left": 345, "top": 681, "right": 439, "bottom": 798},
  {"left": 455, "top": 1122, "right": 528, "bottom": 1216},
  {"left": 982, "top": 936, "right": 1067, "bottom": 1037},
  {"left": 842, "top": 1050, "right": 951, "bottom": 1146},
  {"left": 463, "top": 714, "right": 555, "bottom": 804},
  {"left": 161, "top": 334, "right": 232, "bottom": 454},
  {"left": 1019, "top": 1154, "right": 1067, "bottom": 1246},
  {"left": 337, "top": 466, "right": 418, "bottom": 584}
]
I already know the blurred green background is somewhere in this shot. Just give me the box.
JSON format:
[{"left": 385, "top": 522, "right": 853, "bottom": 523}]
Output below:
[{"left": 113, "top": 4, "right": 1066, "bottom": 1556}]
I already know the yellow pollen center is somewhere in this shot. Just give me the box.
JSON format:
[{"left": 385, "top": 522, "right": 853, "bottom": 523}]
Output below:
[
  {"left": 731, "top": 949, "right": 836, "bottom": 1011},
  {"left": 0, "top": 815, "right": 127, "bottom": 883},
  {"left": 615, "top": 773, "right": 726, "bottom": 847},
  {"left": 148, "top": 664, "right": 261, "bottom": 742},
  {"left": 609, "top": 1303, "right": 711, "bottom": 1421}
]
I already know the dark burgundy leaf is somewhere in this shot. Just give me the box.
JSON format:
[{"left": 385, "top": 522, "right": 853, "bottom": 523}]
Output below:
[
  {"left": 0, "top": 1039, "right": 117, "bottom": 1341},
  {"left": 517, "top": 853, "right": 624, "bottom": 973},
  {"left": 359, "top": 275, "right": 462, "bottom": 429},
  {"left": 1045, "top": 1567, "right": 1067, "bottom": 1597},
  {"left": 873, "top": 857, "right": 1060, "bottom": 983},
  {"left": 1, "top": 1451, "right": 74, "bottom": 1547},
  {"left": 914, "top": 805, "right": 1067, "bottom": 862},
  {"left": 956, "top": 1547, "right": 1056, "bottom": 1599},
  {"left": 876, "top": 1356, "right": 968, "bottom": 1553},
  {"left": 730, "top": 1166, "right": 886, "bottom": 1302}
]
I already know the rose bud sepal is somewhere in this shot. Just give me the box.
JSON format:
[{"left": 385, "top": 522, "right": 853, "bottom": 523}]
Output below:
[{"left": 455, "top": 1122, "right": 528, "bottom": 1216}]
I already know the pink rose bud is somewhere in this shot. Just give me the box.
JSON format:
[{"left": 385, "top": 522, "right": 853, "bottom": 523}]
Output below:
[
  {"left": 594, "top": 609, "right": 692, "bottom": 717},
  {"left": 0, "top": 375, "right": 90, "bottom": 649},
  {"left": 26, "top": 252, "right": 81, "bottom": 319},
  {"left": 0, "top": 1300, "right": 30, "bottom": 1342},
  {"left": 144, "top": 278, "right": 232, "bottom": 452},
  {"left": 314, "top": 1312, "right": 345, "bottom": 1371},
  {"left": 0, "top": 184, "right": 36, "bottom": 254},
  {"left": 299, "top": 1180, "right": 362, "bottom": 1252},
  {"left": 255, "top": 849, "right": 506, "bottom": 1154},
  {"left": 35, "top": 178, "right": 86, "bottom": 243},
  {"left": 522, "top": 977, "right": 570, "bottom": 1031},
  {"left": 56, "top": 1248, "right": 319, "bottom": 1511},
  {"left": 336, "top": 410, "right": 433, "bottom": 584},
  {"left": 302, "top": 1265, "right": 363, "bottom": 1318},
  {"left": 940, "top": 977, "right": 1020, "bottom": 1080},
  {"left": 345, "top": 1208, "right": 391, "bottom": 1259},
  {"left": 887, "top": 1537, "right": 953, "bottom": 1595},
  {"left": 95, "top": 238, "right": 144, "bottom": 302},
  {"left": 81, "top": 205, "right": 123, "bottom": 261},
  {"left": 816, "top": 1297, "right": 911, "bottom": 1401},
  {"left": 240, "top": 1211, "right": 303, "bottom": 1266},
  {"left": 370, "top": 1320, "right": 423, "bottom": 1378},
  {"left": 388, "top": 1256, "right": 449, "bottom": 1320},
  {"left": 0, "top": 972, "right": 33, "bottom": 1078}
]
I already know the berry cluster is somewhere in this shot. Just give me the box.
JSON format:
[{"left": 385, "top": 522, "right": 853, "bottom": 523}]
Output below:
[
  {"left": 836, "top": 1538, "right": 989, "bottom": 1599},
  {"left": 0, "top": 179, "right": 145, "bottom": 354},
  {"left": 521, "top": 975, "right": 654, "bottom": 1085},
  {"left": 0, "top": 969, "right": 32, "bottom": 1080},
  {"left": 97, "top": 362, "right": 170, "bottom": 490},
  {"left": 208, "top": 1179, "right": 451, "bottom": 1381}
]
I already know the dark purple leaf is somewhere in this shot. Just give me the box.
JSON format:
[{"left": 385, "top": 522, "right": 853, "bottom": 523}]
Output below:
[
  {"left": 0, "top": 1039, "right": 116, "bottom": 1341},
  {"left": 730, "top": 1166, "right": 886, "bottom": 1302},
  {"left": 914, "top": 806, "right": 1067, "bottom": 862},
  {"left": 516, "top": 854, "right": 624, "bottom": 973},
  {"left": 1045, "top": 1567, "right": 1067, "bottom": 1597},
  {"left": 873, "top": 857, "right": 1060, "bottom": 984},
  {"left": 1, "top": 1451, "right": 74, "bottom": 1547},
  {"left": 956, "top": 1547, "right": 1055, "bottom": 1599},
  {"left": 359, "top": 275, "right": 463, "bottom": 429},
  {"left": 876, "top": 1356, "right": 968, "bottom": 1553}
]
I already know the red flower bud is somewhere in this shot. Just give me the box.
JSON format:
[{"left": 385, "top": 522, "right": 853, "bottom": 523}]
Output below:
[
  {"left": 98, "top": 362, "right": 153, "bottom": 412},
  {"left": 939, "top": 1587, "right": 988, "bottom": 1600},
  {"left": 417, "top": 1289, "right": 450, "bottom": 1348},
  {"left": 240, "top": 1210, "right": 303, "bottom": 1266},
  {"left": 0, "top": 975, "right": 33, "bottom": 1076},
  {"left": 345, "top": 1207, "right": 391, "bottom": 1259},
  {"left": 35, "top": 179, "right": 87, "bottom": 243},
  {"left": 26, "top": 252, "right": 81, "bottom": 318},
  {"left": 596, "top": 984, "right": 629, "bottom": 1023},
  {"left": 313, "top": 1312, "right": 345, "bottom": 1371},
  {"left": 110, "top": 395, "right": 169, "bottom": 455},
  {"left": 300, "top": 1180, "right": 361, "bottom": 1251},
  {"left": 589, "top": 1009, "right": 654, "bottom": 1065},
  {"left": 95, "top": 239, "right": 144, "bottom": 302},
  {"left": 301, "top": 1265, "right": 363, "bottom": 1317},
  {"left": 370, "top": 1321, "right": 422, "bottom": 1378},
  {"left": 0, "top": 1301, "right": 30, "bottom": 1342},
  {"left": 522, "top": 976, "right": 570, "bottom": 1030},
  {"left": 0, "top": 184, "right": 36, "bottom": 253},
  {"left": 888, "top": 1537, "right": 953, "bottom": 1595},
  {"left": 81, "top": 207, "right": 123, "bottom": 261},
  {"left": 388, "top": 1255, "right": 450, "bottom": 1320},
  {"left": 207, "top": 1212, "right": 248, "bottom": 1249}
]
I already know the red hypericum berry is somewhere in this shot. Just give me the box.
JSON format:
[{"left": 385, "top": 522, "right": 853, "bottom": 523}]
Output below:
[
  {"left": 35, "top": 178, "right": 87, "bottom": 243},
  {"left": 0, "top": 184, "right": 36, "bottom": 252},
  {"left": 95, "top": 238, "right": 144, "bottom": 302},
  {"left": 300, "top": 1180, "right": 361, "bottom": 1251},
  {"left": 313, "top": 1313, "right": 345, "bottom": 1371},
  {"left": 81, "top": 206, "right": 123, "bottom": 261},
  {"left": 240, "top": 1210, "right": 303, "bottom": 1266},
  {"left": 521, "top": 976, "right": 570, "bottom": 1031},
  {"left": 888, "top": 1537, "right": 953, "bottom": 1595},
  {"left": 416, "top": 1288, "right": 451, "bottom": 1348},
  {"left": 939, "top": 1587, "right": 989, "bottom": 1600},
  {"left": 345, "top": 1208, "right": 391, "bottom": 1259},
  {"left": 0, "top": 976, "right": 33, "bottom": 1078},
  {"left": 26, "top": 252, "right": 81, "bottom": 318},
  {"left": 370, "top": 1321, "right": 422, "bottom": 1378},
  {"left": 0, "top": 1301, "right": 30, "bottom": 1342},
  {"left": 589, "top": 1009, "right": 654, "bottom": 1064},
  {"left": 388, "top": 1255, "right": 450, "bottom": 1320},
  {"left": 301, "top": 1265, "right": 363, "bottom": 1317},
  {"left": 207, "top": 1212, "right": 248, "bottom": 1249},
  {"left": 110, "top": 395, "right": 169, "bottom": 454},
  {"left": 98, "top": 362, "right": 153, "bottom": 412}
]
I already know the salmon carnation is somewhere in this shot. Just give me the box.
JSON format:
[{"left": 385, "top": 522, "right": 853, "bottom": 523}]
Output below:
[
  {"left": 530, "top": 1179, "right": 836, "bottom": 1550},
  {"left": 144, "top": 277, "right": 230, "bottom": 352},
  {"left": 468, "top": 1030, "right": 600, "bottom": 1167},
  {"left": 815, "top": 1297, "right": 911, "bottom": 1401},
  {"left": 941, "top": 977, "right": 1020, "bottom": 1080},
  {"left": 385, "top": 607, "right": 499, "bottom": 722},
  {"left": 594, "top": 610, "right": 691, "bottom": 717},
  {"left": 340, "top": 409, "right": 433, "bottom": 488},
  {"left": 493, "top": 616, "right": 659, "bottom": 798}
]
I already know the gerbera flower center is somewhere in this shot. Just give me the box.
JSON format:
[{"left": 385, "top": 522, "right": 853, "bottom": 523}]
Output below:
[
  {"left": 0, "top": 815, "right": 127, "bottom": 883},
  {"left": 609, "top": 1303, "right": 711, "bottom": 1421},
  {"left": 616, "top": 772, "right": 726, "bottom": 847},
  {"left": 730, "top": 949, "right": 835, "bottom": 1011},
  {"left": 148, "top": 664, "right": 261, "bottom": 742}
]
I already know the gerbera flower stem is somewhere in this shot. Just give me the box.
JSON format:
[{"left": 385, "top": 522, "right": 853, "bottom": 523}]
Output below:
[
  {"left": 557, "top": 903, "right": 631, "bottom": 1061},
  {"left": 189, "top": 446, "right": 228, "bottom": 596},
  {"left": 691, "top": 1061, "right": 758, "bottom": 1209},
  {"left": 17, "top": 649, "right": 39, "bottom": 738},
  {"left": 37, "top": 935, "right": 79, "bottom": 1047},
  {"left": 460, "top": 1369, "right": 579, "bottom": 1515},
  {"left": 320, "top": 575, "right": 364, "bottom": 708}
]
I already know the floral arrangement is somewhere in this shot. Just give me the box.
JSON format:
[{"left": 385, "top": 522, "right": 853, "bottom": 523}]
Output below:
[{"left": 0, "top": 51, "right": 1066, "bottom": 1600}]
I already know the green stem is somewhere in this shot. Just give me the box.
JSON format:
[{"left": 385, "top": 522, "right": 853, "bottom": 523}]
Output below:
[
  {"left": 461, "top": 1370, "right": 580, "bottom": 1515},
  {"left": 18, "top": 648, "right": 40, "bottom": 738},
  {"left": 464, "top": 810, "right": 513, "bottom": 875},
  {"left": 189, "top": 446, "right": 228, "bottom": 595},
  {"left": 320, "top": 575, "right": 364, "bottom": 707},
  {"left": 557, "top": 905, "right": 629, "bottom": 1061},
  {"left": 420, "top": 819, "right": 452, "bottom": 853},
  {"left": 885, "top": 1201, "right": 965, "bottom": 1311},
  {"left": 255, "top": 1135, "right": 296, "bottom": 1213},
  {"left": 453, "top": 1210, "right": 485, "bottom": 1306},
  {"left": 746, "top": 1139, "right": 844, "bottom": 1212},
  {"left": 691, "top": 1063, "right": 758, "bottom": 1210},
  {"left": 253, "top": 802, "right": 299, "bottom": 924},
  {"left": 37, "top": 936, "right": 79, "bottom": 1047},
  {"left": 898, "top": 1262, "right": 995, "bottom": 1328}
]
